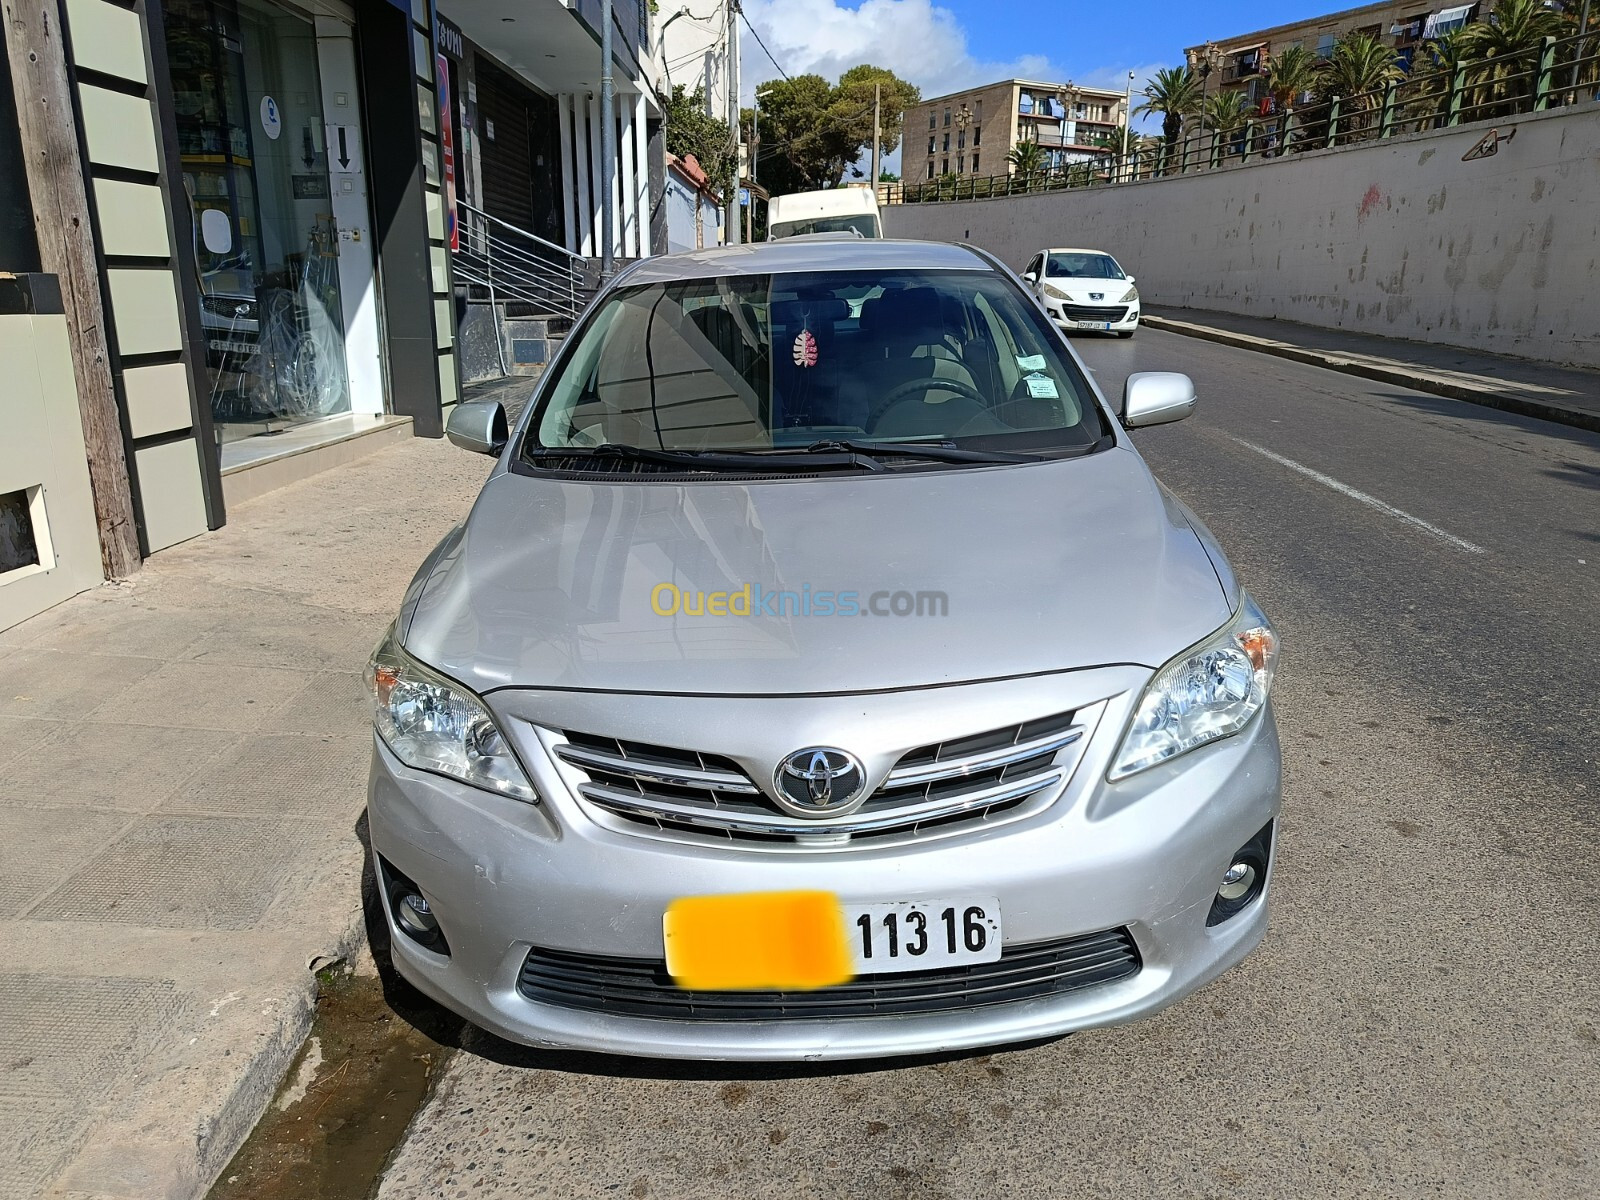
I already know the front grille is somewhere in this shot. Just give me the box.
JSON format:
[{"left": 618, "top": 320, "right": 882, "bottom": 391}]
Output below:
[
  {"left": 201, "top": 294, "right": 258, "bottom": 323},
  {"left": 1058, "top": 303, "right": 1129, "bottom": 323},
  {"left": 551, "top": 710, "right": 1088, "bottom": 848},
  {"left": 517, "top": 928, "right": 1141, "bottom": 1020}
]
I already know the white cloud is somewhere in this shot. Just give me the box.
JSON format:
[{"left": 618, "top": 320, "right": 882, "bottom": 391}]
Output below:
[{"left": 740, "top": 0, "right": 1166, "bottom": 106}]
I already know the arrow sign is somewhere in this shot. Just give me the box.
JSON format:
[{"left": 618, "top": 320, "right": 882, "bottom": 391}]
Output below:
[{"left": 327, "top": 125, "right": 357, "bottom": 174}]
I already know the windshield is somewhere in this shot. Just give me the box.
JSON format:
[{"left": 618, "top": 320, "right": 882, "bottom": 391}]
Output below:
[
  {"left": 521, "top": 269, "right": 1109, "bottom": 469},
  {"left": 769, "top": 215, "right": 881, "bottom": 240},
  {"left": 1046, "top": 252, "right": 1125, "bottom": 279}
]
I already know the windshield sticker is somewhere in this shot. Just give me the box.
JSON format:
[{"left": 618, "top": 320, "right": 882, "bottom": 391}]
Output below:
[
  {"left": 1016, "top": 354, "right": 1047, "bottom": 371},
  {"left": 792, "top": 329, "right": 819, "bottom": 368},
  {"left": 1025, "top": 374, "right": 1059, "bottom": 400}
]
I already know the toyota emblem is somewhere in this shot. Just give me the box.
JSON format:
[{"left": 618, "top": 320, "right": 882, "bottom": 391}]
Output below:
[{"left": 774, "top": 747, "right": 866, "bottom": 817}]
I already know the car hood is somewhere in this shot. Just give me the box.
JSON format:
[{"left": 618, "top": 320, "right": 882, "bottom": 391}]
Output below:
[
  {"left": 1046, "top": 280, "right": 1133, "bottom": 304},
  {"left": 403, "top": 447, "right": 1230, "bottom": 697}
]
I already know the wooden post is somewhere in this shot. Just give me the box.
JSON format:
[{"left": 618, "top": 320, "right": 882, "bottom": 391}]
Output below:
[{"left": 4, "top": 0, "right": 141, "bottom": 577}]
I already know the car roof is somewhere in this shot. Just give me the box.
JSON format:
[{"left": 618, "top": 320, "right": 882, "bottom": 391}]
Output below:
[
  {"left": 617, "top": 239, "right": 994, "bottom": 285},
  {"left": 1040, "top": 247, "right": 1119, "bottom": 256}
]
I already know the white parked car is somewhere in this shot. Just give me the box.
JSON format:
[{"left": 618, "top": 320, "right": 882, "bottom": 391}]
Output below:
[{"left": 1022, "top": 248, "right": 1140, "bottom": 338}]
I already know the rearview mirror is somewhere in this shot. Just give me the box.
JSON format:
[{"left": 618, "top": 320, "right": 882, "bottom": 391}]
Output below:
[
  {"left": 1124, "top": 274, "right": 1135, "bottom": 284},
  {"left": 446, "top": 399, "right": 508, "bottom": 455},
  {"left": 1021, "top": 271, "right": 1037, "bottom": 284},
  {"left": 1122, "top": 372, "right": 1195, "bottom": 428}
]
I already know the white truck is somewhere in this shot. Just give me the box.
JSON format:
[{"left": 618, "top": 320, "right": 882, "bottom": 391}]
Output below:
[{"left": 766, "top": 186, "right": 883, "bottom": 240}]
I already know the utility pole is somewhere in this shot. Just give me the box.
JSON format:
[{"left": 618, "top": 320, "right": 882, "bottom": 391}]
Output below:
[
  {"left": 871, "top": 82, "right": 881, "bottom": 189},
  {"left": 1571, "top": 0, "right": 1593, "bottom": 90},
  {"left": 600, "top": 0, "right": 615, "bottom": 276},
  {"left": 4, "top": 0, "right": 142, "bottom": 576},
  {"left": 724, "top": 0, "right": 741, "bottom": 244},
  {"left": 1122, "top": 70, "right": 1135, "bottom": 181},
  {"left": 745, "top": 106, "right": 755, "bottom": 243}
]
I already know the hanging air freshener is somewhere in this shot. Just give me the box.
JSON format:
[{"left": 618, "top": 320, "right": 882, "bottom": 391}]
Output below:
[{"left": 792, "top": 329, "right": 818, "bottom": 368}]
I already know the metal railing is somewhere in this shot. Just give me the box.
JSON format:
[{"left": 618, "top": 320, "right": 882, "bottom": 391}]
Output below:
[
  {"left": 454, "top": 201, "right": 587, "bottom": 322},
  {"left": 885, "top": 29, "right": 1599, "bottom": 206}
]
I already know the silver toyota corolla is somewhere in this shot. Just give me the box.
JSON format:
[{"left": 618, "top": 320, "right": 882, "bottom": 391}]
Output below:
[{"left": 366, "top": 239, "right": 1281, "bottom": 1061}]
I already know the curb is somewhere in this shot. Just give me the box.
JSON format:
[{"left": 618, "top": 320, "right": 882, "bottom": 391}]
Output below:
[{"left": 1141, "top": 315, "right": 1600, "bottom": 435}]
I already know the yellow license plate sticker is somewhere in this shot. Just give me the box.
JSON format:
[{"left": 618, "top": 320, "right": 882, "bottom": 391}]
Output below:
[{"left": 663, "top": 890, "right": 853, "bottom": 991}]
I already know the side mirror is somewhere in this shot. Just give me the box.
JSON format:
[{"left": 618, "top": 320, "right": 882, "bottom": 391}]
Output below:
[
  {"left": 446, "top": 399, "right": 508, "bottom": 455},
  {"left": 1021, "top": 271, "right": 1037, "bottom": 284},
  {"left": 1122, "top": 372, "right": 1195, "bottom": 428},
  {"left": 1124, "top": 274, "right": 1136, "bottom": 284}
]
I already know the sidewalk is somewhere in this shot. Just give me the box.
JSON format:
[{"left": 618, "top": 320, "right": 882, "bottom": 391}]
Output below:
[
  {"left": 0, "top": 437, "right": 486, "bottom": 1200},
  {"left": 1142, "top": 308, "right": 1600, "bottom": 433}
]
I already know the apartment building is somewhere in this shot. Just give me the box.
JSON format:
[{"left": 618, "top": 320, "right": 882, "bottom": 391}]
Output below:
[
  {"left": 1185, "top": 0, "right": 1488, "bottom": 102},
  {"left": 904, "top": 79, "right": 1131, "bottom": 180}
]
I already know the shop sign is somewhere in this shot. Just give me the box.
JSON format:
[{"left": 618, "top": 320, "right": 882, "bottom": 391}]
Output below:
[
  {"left": 437, "top": 52, "right": 458, "bottom": 252},
  {"left": 259, "top": 95, "right": 282, "bottom": 140},
  {"left": 435, "top": 15, "right": 464, "bottom": 59}
]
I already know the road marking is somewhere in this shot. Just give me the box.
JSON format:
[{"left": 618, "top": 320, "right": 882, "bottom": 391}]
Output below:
[{"left": 1230, "top": 437, "right": 1487, "bottom": 555}]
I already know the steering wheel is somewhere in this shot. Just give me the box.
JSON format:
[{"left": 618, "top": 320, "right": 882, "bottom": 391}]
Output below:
[{"left": 866, "top": 374, "right": 989, "bottom": 433}]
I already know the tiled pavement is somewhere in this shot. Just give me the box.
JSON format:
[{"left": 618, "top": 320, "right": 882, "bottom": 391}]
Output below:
[{"left": 0, "top": 435, "right": 488, "bottom": 1199}]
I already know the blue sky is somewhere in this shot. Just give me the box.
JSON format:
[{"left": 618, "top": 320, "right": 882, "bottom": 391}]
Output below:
[
  {"left": 739, "top": 0, "right": 1341, "bottom": 123},
  {"left": 738, "top": 0, "right": 1339, "bottom": 173}
]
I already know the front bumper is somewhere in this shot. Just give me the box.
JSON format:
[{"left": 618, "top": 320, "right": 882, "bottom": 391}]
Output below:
[
  {"left": 367, "top": 675, "right": 1280, "bottom": 1061},
  {"left": 1045, "top": 299, "right": 1140, "bottom": 331}
]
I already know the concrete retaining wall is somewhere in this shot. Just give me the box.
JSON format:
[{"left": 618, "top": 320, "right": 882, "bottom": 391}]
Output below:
[{"left": 884, "top": 106, "right": 1600, "bottom": 368}]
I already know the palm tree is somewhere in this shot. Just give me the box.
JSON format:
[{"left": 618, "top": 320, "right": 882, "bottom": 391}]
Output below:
[
  {"left": 1201, "top": 91, "right": 1252, "bottom": 133},
  {"left": 1456, "top": 0, "right": 1566, "bottom": 113},
  {"left": 1317, "top": 33, "right": 1405, "bottom": 138},
  {"left": 1457, "top": 0, "right": 1564, "bottom": 57},
  {"left": 1133, "top": 67, "right": 1202, "bottom": 163},
  {"left": 1405, "top": 32, "right": 1471, "bottom": 131},
  {"left": 1006, "top": 139, "right": 1046, "bottom": 186},
  {"left": 1266, "top": 43, "right": 1320, "bottom": 154}
]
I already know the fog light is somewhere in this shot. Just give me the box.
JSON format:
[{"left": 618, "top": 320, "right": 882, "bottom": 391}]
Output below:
[
  {"left": 1206, "top": 822, "right": 1273, "bottom": 927},
  {"left": 377, "top": 855, "right": 450, "bottom": 954},
  {"left": 396, "top": 892, "right": 438, "bottom": 938},
  {"left": 1218, "top": 862, "right": 1257, "bottom": 902}
]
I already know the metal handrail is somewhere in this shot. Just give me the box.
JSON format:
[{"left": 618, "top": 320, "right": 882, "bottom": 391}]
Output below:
[
  {"left": 455, "top": 200, "right": 587, "bottom": 321},
  {"left": 890, "top": 27, "right": 1599, "bottom": 206}
]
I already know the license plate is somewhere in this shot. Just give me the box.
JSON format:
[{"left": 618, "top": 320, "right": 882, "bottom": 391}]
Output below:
[
  {"left": 663, "top": 891, "right": 1001, "bottom": 990},
  {"left": 1076, "top": 320, "right": 1112, "bottom": 331},
  {"left": 849, "top": 898, "right": 1002, "bottom": 975},
  {"left": 208, "top": 339, "right": 255, "bottom": 354}
]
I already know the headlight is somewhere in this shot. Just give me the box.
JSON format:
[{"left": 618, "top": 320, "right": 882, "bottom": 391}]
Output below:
[
  {"left": 1109, "top": 596, "right": 1278, "bottom": 780},
  {"left": 1043, "top": 282, "right": 1069, "bottom": 299},
  {"left": 1119, "top": 285, "right": 1139, "bottom": 303},
  {"left": 367, "top": 626, "right": 538, "bottom": 803}
]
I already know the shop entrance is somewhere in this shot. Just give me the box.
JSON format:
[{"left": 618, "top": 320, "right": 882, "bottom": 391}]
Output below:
[{"left": 166, "top": 0, "right": 379, "bottom": 453}]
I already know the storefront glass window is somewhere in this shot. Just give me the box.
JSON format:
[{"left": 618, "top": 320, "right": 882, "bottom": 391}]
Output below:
[{"left": 166, "top": 0, "right": 351, "bottom": 444}]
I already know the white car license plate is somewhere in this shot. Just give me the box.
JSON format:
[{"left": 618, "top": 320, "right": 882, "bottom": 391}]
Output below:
[
  {"left": 848, "top": 897, "right": 1002, "bottom": 975},
  {"left": 1076, "top": 320, "right": 1112, "bottom": 331}
]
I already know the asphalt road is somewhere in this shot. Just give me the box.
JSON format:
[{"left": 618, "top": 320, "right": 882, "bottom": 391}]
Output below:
[{"left": 376, "top": 330, "right": 1600, "bottom": 1199}]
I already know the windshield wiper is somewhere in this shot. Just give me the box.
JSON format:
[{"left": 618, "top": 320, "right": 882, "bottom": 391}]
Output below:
[
  {"left": 786, "top": 439, "right": 1042, "bottom": 465},
  {"left": 534, "top": 443, "right": 889, "bottom": 473}
]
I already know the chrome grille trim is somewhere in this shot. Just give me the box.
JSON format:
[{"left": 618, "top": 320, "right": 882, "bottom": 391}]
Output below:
[
  {"left": 554, "top": 743, "right": 760, "bottom": 795},
  {"left": 883, "top": 727, "right": 1084, "bottom": 788},
  {"left": 576, "top": 770, "right": 1065, "bottom": 839},
  {"left": 546, "top": 706, "right": 1097, "bottom": 849}
]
